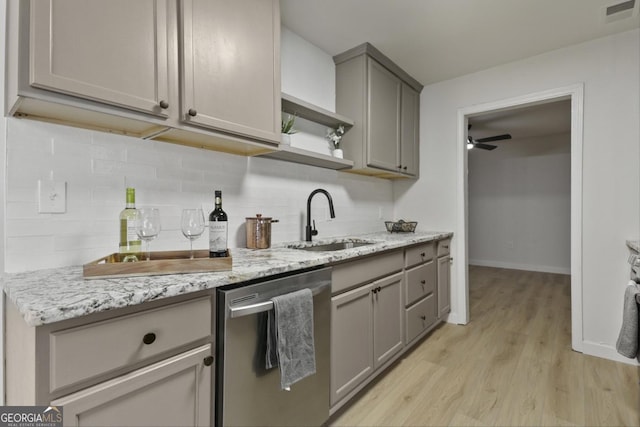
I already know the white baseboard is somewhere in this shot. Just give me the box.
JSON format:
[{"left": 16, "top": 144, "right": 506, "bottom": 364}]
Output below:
[
  {"left": 581, "top": 340, "right": 640, "bottom": 366},
  {"left": 469, "top": 259, "right": 571, "bottom": 275}
]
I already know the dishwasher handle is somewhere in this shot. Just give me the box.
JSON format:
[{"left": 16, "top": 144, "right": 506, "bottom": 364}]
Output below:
[{"left": 228, "top": 282, "right": 329, "bottom": 319}]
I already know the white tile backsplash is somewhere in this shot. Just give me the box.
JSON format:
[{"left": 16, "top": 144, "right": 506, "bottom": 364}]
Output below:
[{"left": 5, "top": 117, "right": 393, "bottom": 272}]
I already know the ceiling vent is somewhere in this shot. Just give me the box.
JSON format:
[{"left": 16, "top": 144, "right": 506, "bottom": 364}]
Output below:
[{"left": 603, "top": 0, "right": 637, "bottom": 23}]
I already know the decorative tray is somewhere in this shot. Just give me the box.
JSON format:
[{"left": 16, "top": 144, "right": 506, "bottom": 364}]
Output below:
[{"left": 83, "top": 249, "right": 232, "bottom": 279}]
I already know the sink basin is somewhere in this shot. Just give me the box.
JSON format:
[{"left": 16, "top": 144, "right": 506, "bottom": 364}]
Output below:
[{"left": 288, "top": 240, "right": 375, "bottom": 252}]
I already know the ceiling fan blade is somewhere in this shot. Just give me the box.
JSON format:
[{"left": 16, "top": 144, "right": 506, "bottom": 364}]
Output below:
[
  {"left": 474, "top": 142, "right": 497, "bottom": 150},
  {"left": 475, "top": 133, "right": 512, "bottom": 143}
]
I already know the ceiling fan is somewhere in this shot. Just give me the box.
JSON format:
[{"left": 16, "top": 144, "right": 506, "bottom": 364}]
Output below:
[{"left": 467, "top": 124, "right": 512, "bottom": 150}]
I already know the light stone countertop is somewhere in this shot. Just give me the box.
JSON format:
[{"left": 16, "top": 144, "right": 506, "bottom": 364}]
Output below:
[{"left": 1, "top": 231, "right": 452, "bottom": 327}]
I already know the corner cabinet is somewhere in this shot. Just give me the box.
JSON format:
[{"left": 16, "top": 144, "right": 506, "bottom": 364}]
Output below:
[{"left": 334, "top": 43, "right": 423, "bottom": 179}]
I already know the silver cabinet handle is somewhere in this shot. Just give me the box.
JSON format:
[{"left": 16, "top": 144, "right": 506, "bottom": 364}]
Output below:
[{"left": 228, "top": 283, "right": 328, "bottom": 319}]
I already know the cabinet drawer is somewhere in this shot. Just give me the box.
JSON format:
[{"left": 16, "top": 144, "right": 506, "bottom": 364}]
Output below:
[
  {"left": 332, "top": 250, "right": 403, "bottom": 294},
  {"left": 405, "top": 294, "right": 436, "bottom": 345},
  {"left": 49, "top": 297, "right": 212, "bottom": 392},
  {"left": 405, "top": 260, "right": 436, "bottom": 306},
  {"left": 437, "top": 238, "right": 451, "bottom": 256},
  {"left": 405, "top": 242, "right": 435, "bottom": 268}
]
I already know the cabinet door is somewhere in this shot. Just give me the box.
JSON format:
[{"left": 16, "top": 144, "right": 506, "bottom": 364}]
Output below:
[
  {"left": 437, "top": 255, "right": 451, "bottom": 317},
  {"left": 180, "top": 0, "right": 280, "bottom": 143},
  {"left": 30, "top": 0, "right": 169, "bottom": 116},
  {"left": 372, "top": 272, "right": 404, "bottom": 368},
  {"left": 400, "top": 83, "right": 419, "bottom": 176},
  {"left": 331, "top": 284, "right": 374, "bottom": 405},
  {"left": 51, "top": 345, "right": 212, "bottom": 427},
  {"left": 366, "top": 58, "right": 401, "bottom": 172}
]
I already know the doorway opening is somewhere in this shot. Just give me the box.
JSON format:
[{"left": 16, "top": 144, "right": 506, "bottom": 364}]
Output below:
[{"left": 456, "top": 84, "right": 584, "bottom": 352}]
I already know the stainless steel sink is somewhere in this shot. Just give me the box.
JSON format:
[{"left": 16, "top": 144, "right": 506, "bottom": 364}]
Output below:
[{"left": 288, "top": 240, "right": 375, "bottom": 252}]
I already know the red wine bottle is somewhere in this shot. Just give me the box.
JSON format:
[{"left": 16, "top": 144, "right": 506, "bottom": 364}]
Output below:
[{"left": 209, "top": 190, "right": 228, "bottom": 257}]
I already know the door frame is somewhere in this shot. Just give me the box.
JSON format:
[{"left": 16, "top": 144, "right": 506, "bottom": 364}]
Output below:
[{"left": 455, "top": 83, "right": 584, "bottom": 352}]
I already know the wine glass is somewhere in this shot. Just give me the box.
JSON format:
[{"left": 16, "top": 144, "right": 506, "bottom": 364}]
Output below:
[
  {"left": 181, "top": 208, "right": 205, "bottom": 259},
  {"left": 135, "top": 208, "right": 161, "bottom": 261}
]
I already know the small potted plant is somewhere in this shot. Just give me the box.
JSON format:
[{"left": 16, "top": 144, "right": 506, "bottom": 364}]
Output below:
[
  {"left": 327, "top": 124, "right": 345, "bottom": 158},
  {"left": 281, "top": 114, "right": 297, "bottom": 145}
]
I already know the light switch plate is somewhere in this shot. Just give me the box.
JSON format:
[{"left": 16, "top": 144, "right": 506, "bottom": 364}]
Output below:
[{"left": 38, "top": 180, "right": 67, "bottom": 213}]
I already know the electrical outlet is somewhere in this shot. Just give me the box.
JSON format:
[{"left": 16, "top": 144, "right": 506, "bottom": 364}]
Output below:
[{"left": 38, "top": 180, "right": 67, "bottom": 213}]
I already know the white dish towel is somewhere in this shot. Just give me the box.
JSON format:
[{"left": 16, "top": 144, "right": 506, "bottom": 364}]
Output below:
[{"left": 616, "top": 281, "right": 640, "bottom": 359}]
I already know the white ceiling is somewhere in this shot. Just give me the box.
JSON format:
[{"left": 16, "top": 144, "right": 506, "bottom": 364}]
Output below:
[
  {"left": 281, "top": 0, "right": 638, "bottom": 141},
  {"left": 281, "top": 0, "right": 640, "bottom": 86}
]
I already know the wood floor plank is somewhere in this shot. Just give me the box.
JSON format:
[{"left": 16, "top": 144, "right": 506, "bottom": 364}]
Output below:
[
  {"left": 329, "top": 266, "right": 640, "bottom": 427},
  {"left": 542, "top": 348, "right": 586, "bottom": 426}
]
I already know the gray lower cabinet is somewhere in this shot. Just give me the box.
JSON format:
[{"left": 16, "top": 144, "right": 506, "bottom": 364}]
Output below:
[
  {"left": 331, "top": 283, "right": 374, "bottom": 406},
  {"left": 330, "top": 251, "right": 405, "bottom": 408},
  {"left": 331, "top": 272, "right": 404, "bottom": 407},
  {"left": 404, "top": 242, "right": 438, "bottom": 344},
  {"left": 437, "top": 239, "right": 452, "bottom": 318},
  {"left": 329, "top": 240, "right": 453, "bottom": 413},
  {"left": 51, "top": 345, "right": 212, "bottom": 427},
  {"left": 334, "top": 43, "right": 423, "bottom": 178},
  {"left": 5, "top": 294, "right": 214, "bottom": 427}
]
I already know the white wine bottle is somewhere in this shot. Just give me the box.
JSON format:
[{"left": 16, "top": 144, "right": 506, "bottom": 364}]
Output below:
[
  {"left": 119, "top": 188, "right": 141, "bottom": 261},
  {"left": 209, "top": 190, "right": 228, "bottom": 258}
]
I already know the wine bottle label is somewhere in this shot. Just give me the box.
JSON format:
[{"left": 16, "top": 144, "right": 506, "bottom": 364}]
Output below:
[
  {"left": 209, "top": 222, "right": 228, "bottom": 252},
  {"left": 126, "top": 220, "right": 138, "bottom": 243}
]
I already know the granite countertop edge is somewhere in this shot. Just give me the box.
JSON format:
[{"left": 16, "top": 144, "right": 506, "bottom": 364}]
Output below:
[{"left": 1, "top": 231, "right": 452, "bottom": 327}]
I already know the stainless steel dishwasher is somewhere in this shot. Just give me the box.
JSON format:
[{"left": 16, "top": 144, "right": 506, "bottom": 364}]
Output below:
[{"left": 216, "top": 266, "right": 331, "bottom": 427}]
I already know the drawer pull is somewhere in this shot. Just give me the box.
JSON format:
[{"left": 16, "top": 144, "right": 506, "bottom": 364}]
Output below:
[
  {"left": 142, "top": 333, "right": 156, "bottom": 345},
  {"left": 420, "top": 315, "right": 426, "bottom": 320},
  {"left": 421, "top": 280, "right": 426, "bottom": 285},
  {"left": 420, "top": 252, "right": 426, "bottom": 257},
  {"left": 188, "top": 108, "right": 198, "bottom": 117},
  {"left": 203, "top": 356, "right": 214, "bottom": 367},
  {"left": 159, "top": 100, "right": 169, "bottom": 109}
]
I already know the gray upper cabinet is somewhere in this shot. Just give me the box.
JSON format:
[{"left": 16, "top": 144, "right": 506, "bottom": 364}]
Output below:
[
  {"left": 367, "top": 59, "right": 402, "bottom": 172},
  {"left": 400, "top": 83, "right": 420, "bottom": 176},
  {"left": 334, "top": 43, "right": 423, "bottom": 179},
  {"left": 29, "top": 0, "right": 170, "bottom": 117},
  {"left": 6, "top": 0, "right": 280, "bottom": 155},
  {"left": 179, "top": 0, "right": 280, "bottom": 143}
]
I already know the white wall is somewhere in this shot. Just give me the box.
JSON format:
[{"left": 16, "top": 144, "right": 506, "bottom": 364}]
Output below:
[
  {"left": 394, "top": 29, "right": 640, "bottom": 361},
  {"left": 2, "top": 27, "right": 393, "bottom": 273},
  {"left": 281, "top": 26, "right": 335, "bottom": 112},
  {"left": 468, "top": 133, "right": 571, "bottom": 274}
]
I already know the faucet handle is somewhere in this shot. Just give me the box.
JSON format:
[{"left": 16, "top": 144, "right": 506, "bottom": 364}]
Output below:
[{"left": 311, "top": 220, "right": 318, "bottom": 236}]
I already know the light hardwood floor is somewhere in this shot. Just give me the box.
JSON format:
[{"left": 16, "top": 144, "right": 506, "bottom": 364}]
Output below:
[{"left": 330, "top": 266, "right": 640, "bottom": 426}]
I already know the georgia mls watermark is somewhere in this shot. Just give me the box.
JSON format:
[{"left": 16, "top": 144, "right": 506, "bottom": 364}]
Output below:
[{"left": 0, "top": 406, "right": 63, "bottom": 427}]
